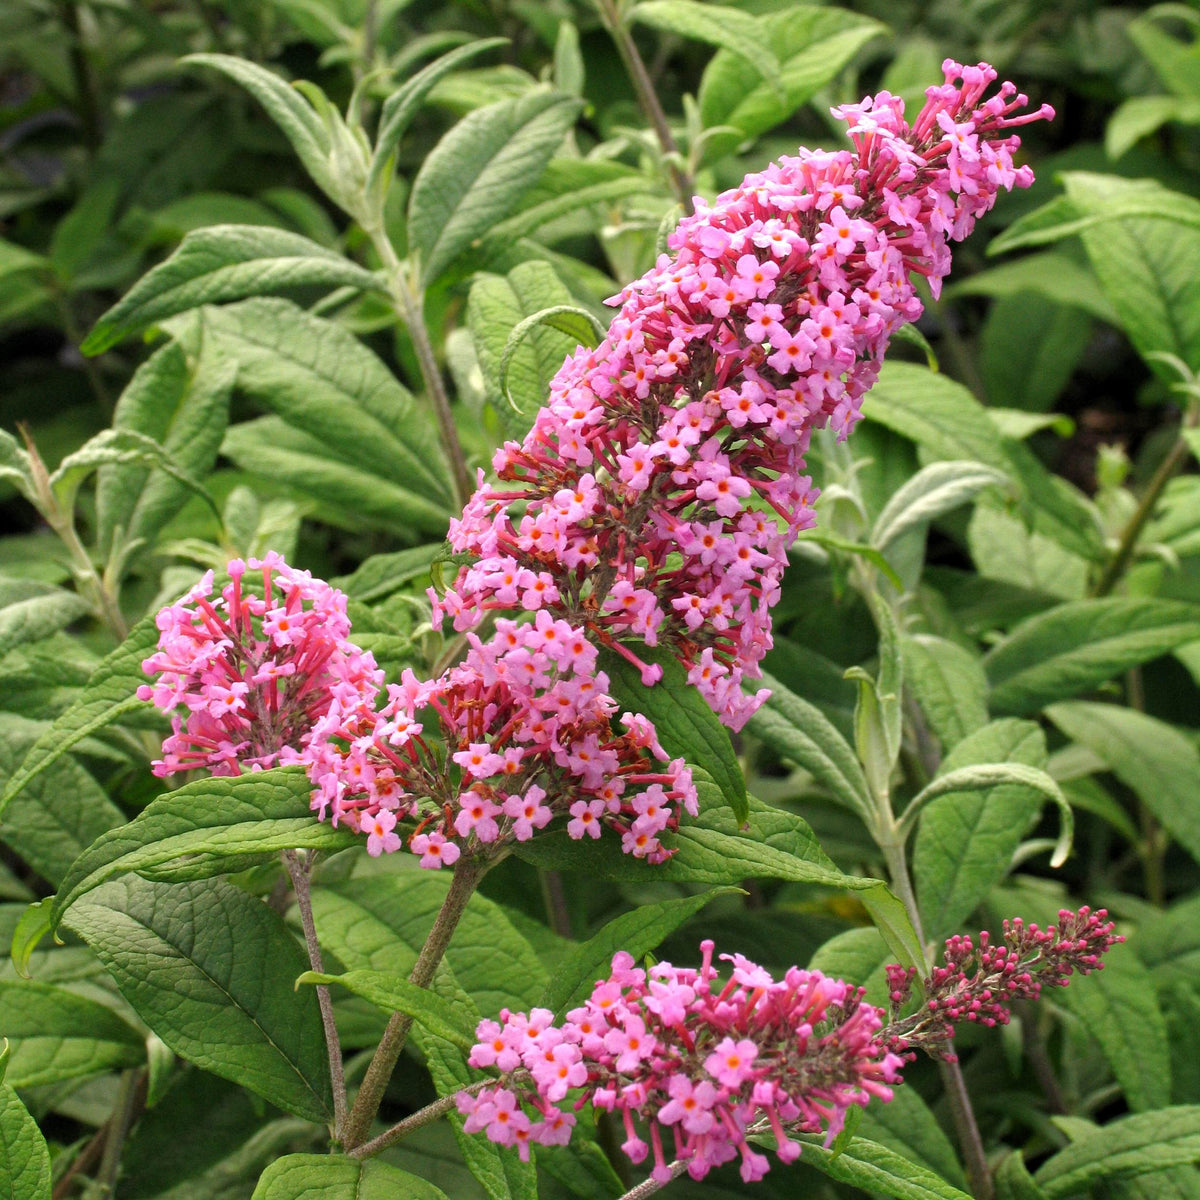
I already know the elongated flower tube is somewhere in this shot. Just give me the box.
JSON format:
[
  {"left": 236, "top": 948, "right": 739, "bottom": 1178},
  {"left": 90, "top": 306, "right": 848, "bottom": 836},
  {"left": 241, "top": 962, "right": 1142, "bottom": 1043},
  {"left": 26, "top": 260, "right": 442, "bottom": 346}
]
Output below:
[{"left": 456, "top": 941, "right": 904, "bottom": 1183}]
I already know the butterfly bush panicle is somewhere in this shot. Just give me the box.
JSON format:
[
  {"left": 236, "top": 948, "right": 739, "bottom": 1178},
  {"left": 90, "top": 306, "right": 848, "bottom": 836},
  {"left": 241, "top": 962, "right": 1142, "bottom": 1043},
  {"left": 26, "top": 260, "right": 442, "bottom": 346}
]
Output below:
[
  {"left": 141, "top": 60, "right": 1052, "bottom": 870},
  {"left": 138, "top": 554, "right": 382, "bottom": 777},
  {"left": 884, "top": 907, "right": 1123, "bottom": 1061},
  {"left": 456, "top": 941, "right": 903, "bottom": 1183},
  {"left": 457, "top": 911, "right": 1119, "bottom": 1184}
]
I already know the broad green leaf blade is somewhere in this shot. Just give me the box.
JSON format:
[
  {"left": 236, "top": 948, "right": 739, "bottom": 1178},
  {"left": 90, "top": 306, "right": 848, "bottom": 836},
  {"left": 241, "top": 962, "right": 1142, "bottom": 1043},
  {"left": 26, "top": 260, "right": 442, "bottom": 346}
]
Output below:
[
  {"left": 792, "top": 1134, "right": 974, "bottom": 1200},
  {"left": 0, "top": 611, "right": 158, "bottom": 818},
  {"left": 49, "top": 427, "right": 219, "bottom": 524},
  {"left": 871, "top": 461, "right": 1007, "bottom": 553},
  {"left": 188, "top": 297, "right": 454, "bottom": 523},
  {"left": 9, "top": 898, "right": 52, "bottom": 979},
  {"left": 901, "top": 635, "right": 989, "bottom": 752},
  {"left": 985, "top": 598, "right": 1200, "bottom": 716},
  {"left": 1046, "top": 701, "right": 1200, "bottom": 869},
  {"left": 222, "top": 417, "right": 450, "bottom": 536},
  {"left": 0, "top": 431, "right": 35, "bottom": 504},
  {"left": 468, "top": 262, "right": 581, "bottom": 438},
  {"left": 0, "top": 1081, "right": 51, "bottom": 1200},
  {"left": 864, "top": 363, "right": 1104, "bottom": 562},
  {"left": 251, "top": 1153, "right": 451, "bottom": 1199},
  {"left": 1107, "top": 95, "right": 1200, "bottom": 159},
  {"left": 95, "top": 338, "right": 234, "bottom": 561},
  {"left": 859, "top": 1087, "right": 968, "bottom": 1190},
  {"left": 0, "top": 590, "right": 90, "bottom": 660},
  {"left": 912, "top": 720, "right": 1051, "bottom": 941},
  {"left": 539, "top": 889, "right": 741, "bottom": 1018},
  {"left": 50, "top": 767, "right": 357, "bottom": 929},
  {"left": 516, "top": 781, "right": 881, "bottom": 894},
  {"left": 1056, "top": 940, "right": 1170, "bottom": 1113},
  {"left": 1033, "top": 1107, "right": 1200, "bottom": 1198},
  {"left": 697, "top": 7, "right": 883, "bottom": 163},
  {"left": 0, "top": 713, "right": 125, "bottom": 887},
  {"left": 83, "top": 226, "right": 380, "bottom": 354},
  {"left": 297, "top": 970, "right": 477, "bottom": 1051},
  {"left": 995, "top": 1151, "right": 1048, "bottom": 1200},
  {"left": 182, "top": 55, "right": 335, "bottom": 198},
  {"left": 409, "top": 91, "right": 582, "bottom": 285},
  {"left": 368, "top": 37, "right": 510, "bottom": 199},
  {"left": 746, "top": 670, "right": 873, "bottom": 822},
  {"left": 0, "top": 979, "right": 143, "bottom": 1087},
  {"left": 601, "top": 645, "right": 748, "bottom": 823},
  {"left": 65, "top": 876, "right": 332, "bottom": 1123},
  {"left": 946, "top": 251, "right": 1117, "bottom": 325},
  {"left": 632, "top": 3, "right": 782, "bottom": 99},
  {"left": 498, "top": 304, "right": 604, "bottom": 412}
]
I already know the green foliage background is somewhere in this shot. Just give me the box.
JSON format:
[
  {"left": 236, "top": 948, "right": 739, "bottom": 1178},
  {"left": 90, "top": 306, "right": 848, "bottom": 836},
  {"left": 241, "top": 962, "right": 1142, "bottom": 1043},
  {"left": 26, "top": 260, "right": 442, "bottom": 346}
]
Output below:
[{"left": 1, "top": 0, "right": 1199, "bottom": 1198}]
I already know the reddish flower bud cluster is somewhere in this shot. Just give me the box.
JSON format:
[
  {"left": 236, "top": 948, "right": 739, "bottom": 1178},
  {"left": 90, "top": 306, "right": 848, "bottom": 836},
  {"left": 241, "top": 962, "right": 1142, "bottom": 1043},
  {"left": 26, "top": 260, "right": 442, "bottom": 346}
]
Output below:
[
  {"left": 456, "top": 941, "right": 903, "bottom": 1184},
  {"left": 884, "top": 908, "right": 1122, "bottom": 1060}
]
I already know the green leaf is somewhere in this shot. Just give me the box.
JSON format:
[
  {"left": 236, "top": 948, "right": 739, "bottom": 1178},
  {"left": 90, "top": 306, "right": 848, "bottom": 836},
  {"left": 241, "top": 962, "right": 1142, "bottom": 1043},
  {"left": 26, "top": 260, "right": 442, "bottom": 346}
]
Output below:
[
  {"left": 49, "top": 427, "right": 219, "bottom": 525},
  {"left": 468, "top": 262, "right": 584, "bottom": 437},
  {"left": 539, "top": 889, "right": 742, "bottom": 1018},
  {"left": 946, "top": 251, "right": 1117, "bottom": 325},
  {"left": 499, "top": 304, "right": 604, "bottom": 411},
  {"left": 0, "top": 431, "right": 35, "bottom": 505},
  {"left": 600, "top": 643, "right": 748, "bottom": 824},
  {"left": 985, "top": 598, "right": 1200, "bottom": 716},
  {"left": 0, "top": 611, "right": 158, "bottom": 818},
  {"left": 796, "top": 531, "right": 905, "bottom": 591},
  {"left": 297, "top": 969, "right": 477, "bottom": 1051},
  {"left": 1046, "top": 701, "right": 1200, "bottom": 869},
  {"left": 632, "top": 3, "right": 782, "bottom": 100},
  {"left": 746, "top": 670, "right": 872, "bottom": 823},
  {"left": 409, "top": 91, "right": 582, "bottom": 285},
  {"left": 902, "top": 635, "right": 989, "bottom": 752},
  {"left": 1107, "top": 96, "right": 1200, "bottom": 160},
  {"left": 1128, "top": 13, "right": 1200, "bottom": 100},
  {"left": 0, "top": 1080, "right": 51, "bottom": 1200},
  {"left": 697, "top": 7, "right": 883, "bottom": 163},
  {"left": 0, "top": 713, "right": 125, "bottom": 887},
  {"left": 0, "top": 590, "right": 90, "bottom": 660},
  {"left": 516, "top": 782, "right": 881, "bottom": 893},
  {"left": 251, "top": 1153, "right": 451, "bottom": 1199},
  {"left": 996, "top": 1152, "right": 1049, "bottom": 1200},
  {"left": 65, "top": 876, "right": 332, "bottom": 1123},
  {"left": 871, "top": 461, "right": 1008, "bottom": 554},
  {"left": 83, "top": 226, "right": 380, "bottom": 354},
  {"left": 792, "top": 1134, "right": 974, "bottom": 1200},
  {"left": 1033, "top": 1107, "right": 1200, "bottom": 1198},
  {"left": 50, "top": 766, "right": 357, "bottom": 929},
  {"left": 95, "top": 338, "right": 235, "bottom": 561},
  {"left": 912, "top": 720, "right": 1053, "bottom": 940},
  {"left": 0, "top": 979, "right": 143, "bottom": 1087},
  {"left": 864, "top": 363, "right": 1104, "bottom": 562},
  {"left": 859, "top": 1087, "right": 968, "bottom": 1191},
  {"left": 9, "top": 898, "right": 52, "bottom": 980},
  {"left": 1056, "top": 939, "right": 1170, "bottom": 1112},
  {"left": 182, "top": 55, "right": 335, "bottom": 199},
  {"left": 188, "top": 297, "right": 454, "bottom": 528},
  {"left": 368, "top": 38, "right": 509, "bottom": 201}
]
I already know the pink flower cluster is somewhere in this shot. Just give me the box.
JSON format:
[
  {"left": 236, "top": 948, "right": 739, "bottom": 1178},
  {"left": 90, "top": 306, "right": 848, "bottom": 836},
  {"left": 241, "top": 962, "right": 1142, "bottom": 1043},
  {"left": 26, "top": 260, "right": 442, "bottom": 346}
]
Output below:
[
  {"left": 456, "top": 941, "right": 903, "bottom": 1184},
  {"left": 884, "top": 908, "right": 1122, "bottom": 1061},
  {"left": 138, "top": 554, "right": 382, "bottom": 777},
  {"left": 434, "top": 60, "right": 1051, "bottom": 731},
  {"left": 304, "top": 634, "right": 697, "bottom": 864}
]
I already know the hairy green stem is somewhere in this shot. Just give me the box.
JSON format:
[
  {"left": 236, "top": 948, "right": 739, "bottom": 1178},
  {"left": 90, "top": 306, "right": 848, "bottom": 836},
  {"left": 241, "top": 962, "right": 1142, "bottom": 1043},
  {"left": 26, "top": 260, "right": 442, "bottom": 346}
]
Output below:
[
  {"left": 594, "top": 0, "right": 695, "bottom": 215},
  {"left": 342, "top": 857, "right": 486, "bottom": 1149},
  {"left": 349, "top": 1079, "right": 492, "bottom": 1159},
  {"left": 1092, "top": 416, "right": 1196, "bottom": 598},
  {"left": 879, "top": 833, "right": 993, "bottom": 1200},
  {"left": 284, "top": 850, "right": 347, "bottom": 1141},
  {"left": 365, "top": 225, "right": 473, "bottom": 507}
]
